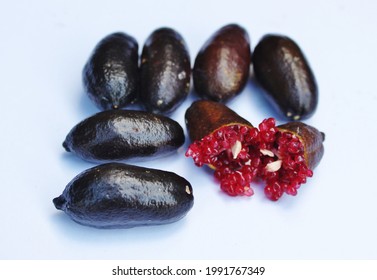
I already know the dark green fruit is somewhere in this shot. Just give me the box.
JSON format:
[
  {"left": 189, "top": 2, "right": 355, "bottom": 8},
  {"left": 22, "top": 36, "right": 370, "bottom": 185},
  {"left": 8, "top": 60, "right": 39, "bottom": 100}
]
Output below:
[
  {"left": 253, "top": 34, "right": 318, "bottom": 120},
  {"left": 193, "top": 24, "right": 251, "bottom": 102},
  {"left": 83, "top": 32, "right": 139, "bottom": 110},
  {"left": 53, "top": 163, "right": 194, "bottom": 229},
  {"left": 63, "top": 110, "right": 185, "bottom": 162},
  {"left": 140, "top": 27, "right": 191, "bottom": 114}
]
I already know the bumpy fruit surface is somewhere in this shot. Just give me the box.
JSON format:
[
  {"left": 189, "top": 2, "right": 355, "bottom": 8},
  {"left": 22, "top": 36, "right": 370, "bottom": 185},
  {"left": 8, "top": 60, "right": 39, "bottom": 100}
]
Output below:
[
  {"left": 193, "top": 24, "right": 251, "bottom": 102},
  {"left": 253, "top": 34, "right": 318, "bottom": 120},
  {"left": 83, "top": 32, "right": 139, "bottom": 110},
  {"left": 63, "top": 110, "right": 185, "bottom": 162},
  {"left": 53, "top": 163, "right": 194, "bottom": 229},
  {"left": 140, "top": 27, "right": 191, "bottom": 114},
  {"left": 185, "top": 100, "right": 324, "bottom": 200}
]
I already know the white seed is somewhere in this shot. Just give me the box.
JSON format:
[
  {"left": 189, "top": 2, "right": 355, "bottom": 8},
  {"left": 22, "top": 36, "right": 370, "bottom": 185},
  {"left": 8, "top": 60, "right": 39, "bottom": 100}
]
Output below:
[
  {"left": 265, "top": 160, "right": 282, "bottom": 172},
  {"left": 231, "top": 140, "right": 242, "bottom": 159},
  {"left": 260, "top": 149, "right": 275, "bottom": 157}
]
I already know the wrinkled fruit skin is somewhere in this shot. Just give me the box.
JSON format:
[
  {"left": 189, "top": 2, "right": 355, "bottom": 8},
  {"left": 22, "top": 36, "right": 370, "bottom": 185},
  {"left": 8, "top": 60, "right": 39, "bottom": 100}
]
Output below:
[
  {"left": 193, "top": 24, "right": 251, "bottom": 102},
  {"left": 63, "top": 110, "right": 185, "bottom": 162},
  {"left": 83, "top": 32, "right": 139, "bottom": 110},
  {"left": 53, "top": 163, "right": 194, "bottom": 229},
  {"left": 140, "top": 27, "right": 191, "bottom": 114},
  {"left": 253, "top": 34, "right": 318, "bottom": 120},
  {"left": 185, "top": 100, "right": 324, "bottom": 200}
]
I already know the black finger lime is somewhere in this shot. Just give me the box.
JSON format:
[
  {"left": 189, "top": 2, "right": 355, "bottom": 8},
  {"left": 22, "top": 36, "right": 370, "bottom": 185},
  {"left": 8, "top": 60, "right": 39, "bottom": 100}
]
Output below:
[
  {"left": 83, "top": 32, "right": 139, "bottom": 110},
  {"left": 253, "top": 34, "right": 318, "bottom": 120},
  {"left": 53, "top": 163, "right": 194, "bottom": 229},
  {"left": 63, "top": 110, "right": 185, "bottom": 162},
  {"left": 193, "top": 24, "right": 251, "bottom": 102},
  {"left": 140, "top": 27, "right": 191, "bottom": 114}
]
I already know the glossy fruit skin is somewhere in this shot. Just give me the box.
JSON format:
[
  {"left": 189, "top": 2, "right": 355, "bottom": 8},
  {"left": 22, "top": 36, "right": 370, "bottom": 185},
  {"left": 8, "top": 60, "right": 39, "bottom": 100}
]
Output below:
[
  {"left": 253, "top": 34, "right": 318, "bottom": 120},
  {"left": 185, "top": 100, "right": 252, "bottom": 142},
  {"left": 63, "top": 110, "right": 185, "bottom": 162},
  {"left": 53, "top": 163, "right": 194, "bottom": 229},
  {"left": 140, "top": 27, "right": 191, "bottom": 114},
  {"left": 83, "top": 32, "right": 139, "bottom": 110},
  {"left": 193, "top": 24, "right": 251, "bottom": 102}
]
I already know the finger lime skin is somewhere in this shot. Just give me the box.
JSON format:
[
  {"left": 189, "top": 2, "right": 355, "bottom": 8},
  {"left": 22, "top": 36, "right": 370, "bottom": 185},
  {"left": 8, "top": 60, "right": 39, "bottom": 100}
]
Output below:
[
  {"left": 193, "top": 24, "right": 251, "bottom": 102},
  {"left": 140, "top": 27, "right": 191, "bottom": 114},
  {"left": 185, "top": 100, "right": 252, "bottom": 142},
  {"left": 53, "top": 163, "right": 194, "bottom": 229},
  {"left": 63, "top": 110, "right": 185, "bottom": 162},
  {"left": 83, "top": 32, "right": 139, "bottom": 110},
  {"left": 253, "top": 34, "right": 318, "bottom": 120}
]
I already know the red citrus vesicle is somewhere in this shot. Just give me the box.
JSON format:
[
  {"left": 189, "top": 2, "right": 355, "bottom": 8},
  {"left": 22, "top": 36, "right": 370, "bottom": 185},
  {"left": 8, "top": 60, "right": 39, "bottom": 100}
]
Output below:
[{"left": 185, "top": 118, "right": 313, "bottom": 200}]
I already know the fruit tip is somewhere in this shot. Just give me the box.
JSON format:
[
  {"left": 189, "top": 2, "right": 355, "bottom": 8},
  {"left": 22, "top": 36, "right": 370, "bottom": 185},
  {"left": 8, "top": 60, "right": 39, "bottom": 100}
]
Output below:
[
  {"left": 53, "top": 195, "right": 66, "bottom": 210},
  {"left": 62, "top": 141, "right": 70, "bottom": 152}
]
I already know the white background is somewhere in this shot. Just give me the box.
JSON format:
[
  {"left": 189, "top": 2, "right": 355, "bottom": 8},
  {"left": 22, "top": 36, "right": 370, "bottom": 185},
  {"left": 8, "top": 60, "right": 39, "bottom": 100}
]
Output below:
[{"left": 1, "top": 0, "right": 376, "bottom": 260}]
